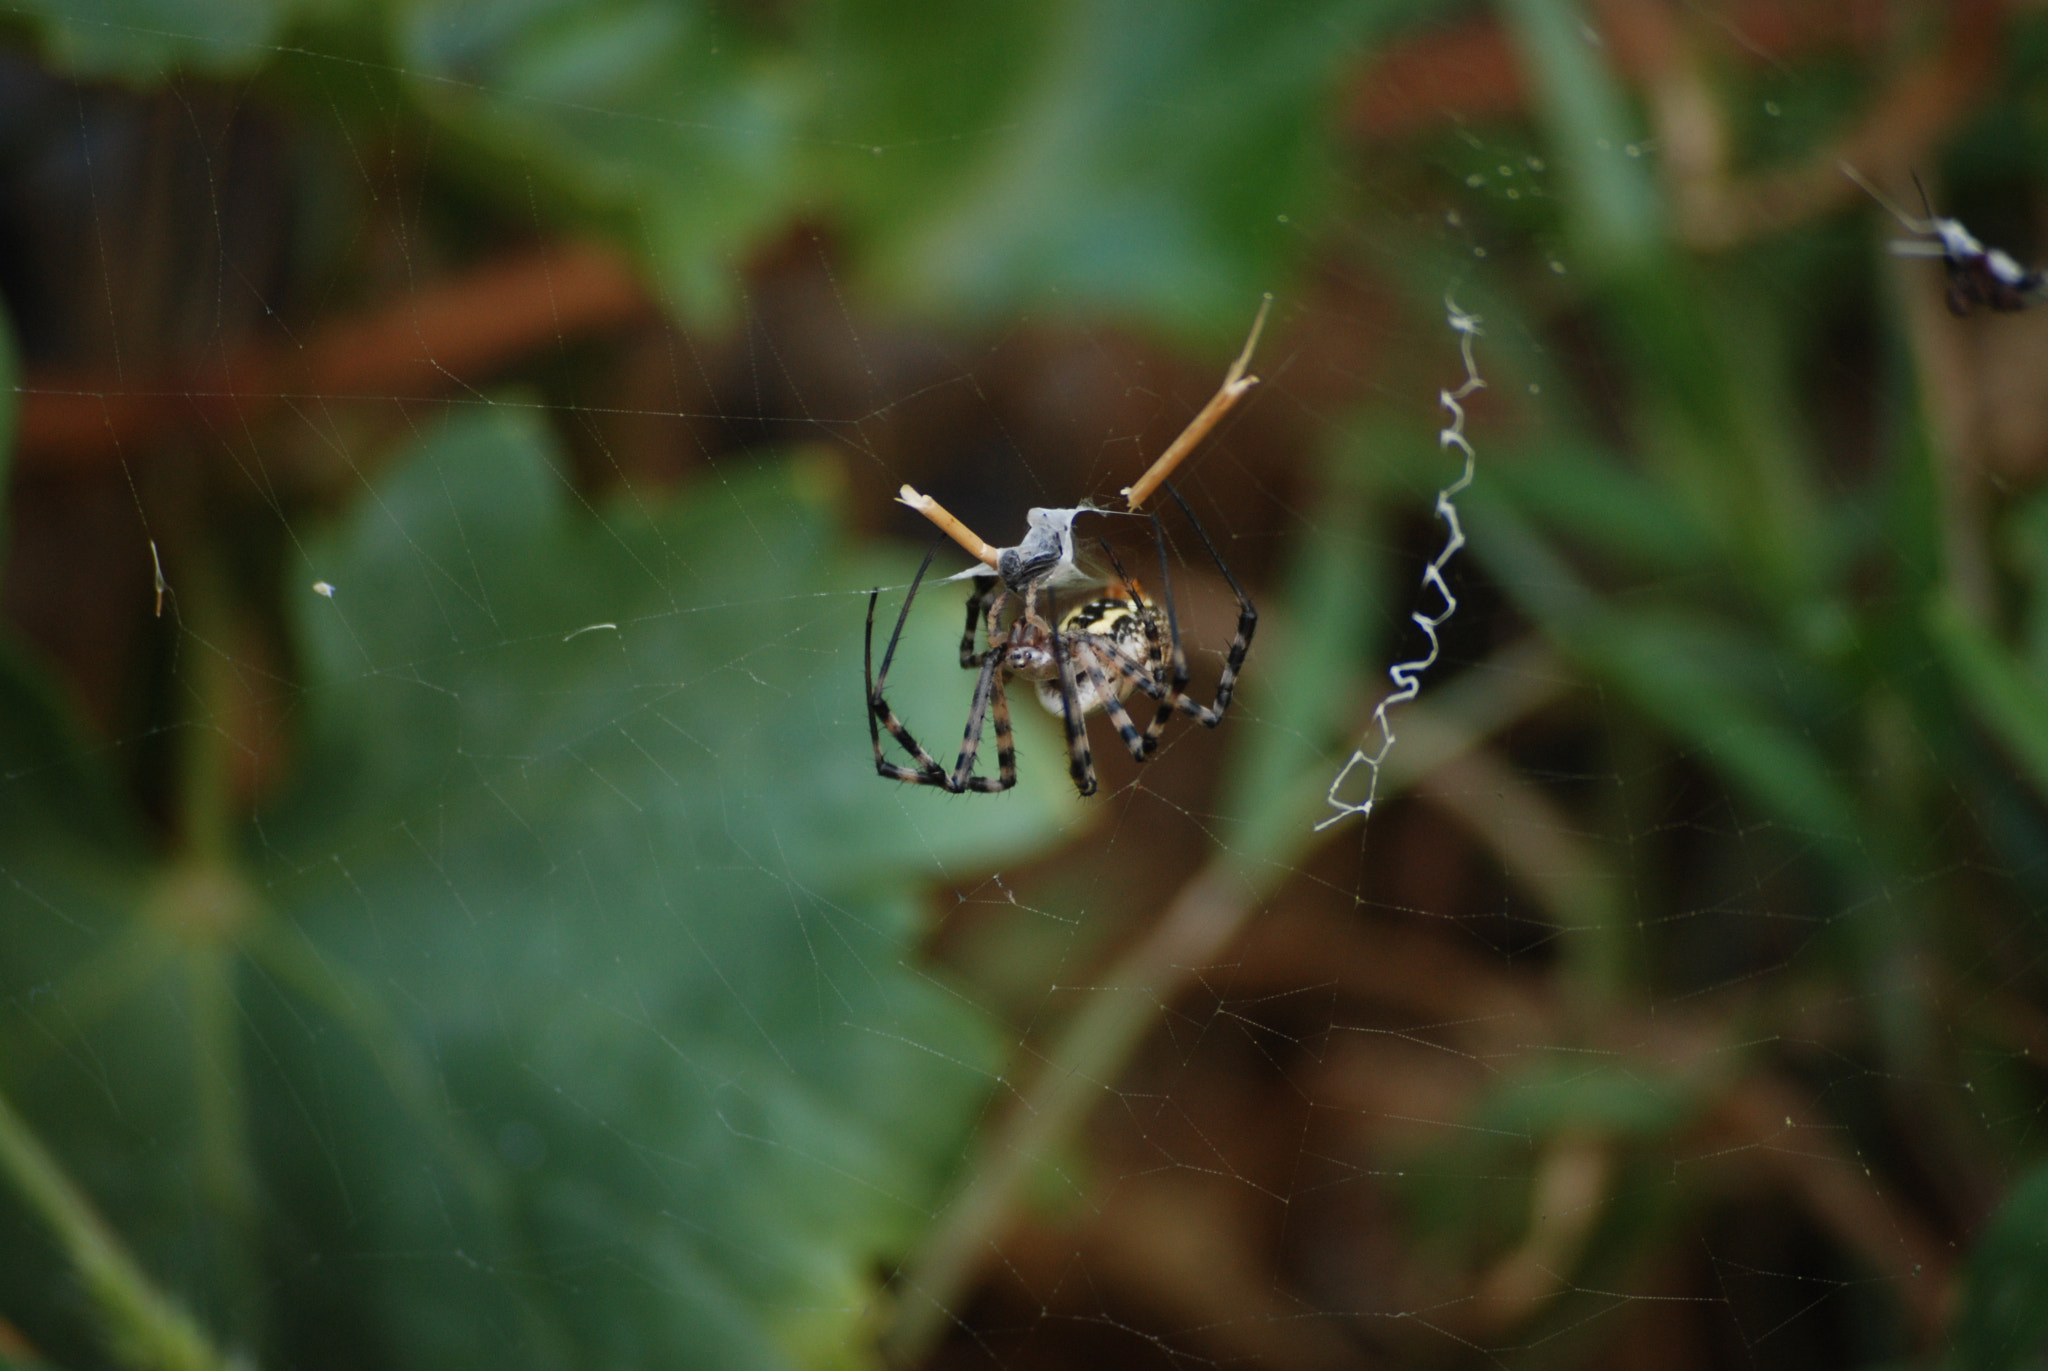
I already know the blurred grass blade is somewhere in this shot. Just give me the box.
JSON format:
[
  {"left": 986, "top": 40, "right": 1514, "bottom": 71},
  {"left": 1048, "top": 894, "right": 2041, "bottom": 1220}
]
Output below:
[
  {"left": 1926, "top": 594, "right": 2048, "bottom": 801},
  {"left": 1948, "top": 1161, "right": 2048, "bottom": 1371},
  {"left": 1479, "top": 1061, "right": 1697, "bottom": 1139},
  {"left": 1480, "top": 438, "right": 1716, "bottom": 576},
  {"left": 1498, "top": 0, "right": 1836, "bottom": 609},
  {"left": 1495, "top": 0, "right": 1661, "bottom": 269},
  {"left": 1589, "top": 612, "right": 1854, "bottom": 841},
  {"left": 8, "top": 0, "right": 296, "bottom": 79},
  {"left": 1468, "top": 488, "right": 1857, "bottom": 849},
  {"left": 0, "top": 1086, "right": 230, "bottom": 1371}
]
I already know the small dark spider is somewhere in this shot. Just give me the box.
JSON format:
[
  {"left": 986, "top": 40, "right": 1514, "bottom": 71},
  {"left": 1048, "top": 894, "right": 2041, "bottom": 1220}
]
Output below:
[
  {"left": 1844, "top": 163, "right": 2045, "bottom": 315},
  {"left": 864, "top": 485, "right": 1255, "bottom": 797},
  {"left": 1905, "top": 206, "right": 2044, "bottom": 316}
]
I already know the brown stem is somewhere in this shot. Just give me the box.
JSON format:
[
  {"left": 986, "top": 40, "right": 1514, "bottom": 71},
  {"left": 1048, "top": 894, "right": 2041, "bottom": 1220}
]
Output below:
[
  {"left": 19, "top": 239, "right": 652, "bottom": 472},
  {"left": 895, "top": 486, "right": 1001, "bottom": 569}
]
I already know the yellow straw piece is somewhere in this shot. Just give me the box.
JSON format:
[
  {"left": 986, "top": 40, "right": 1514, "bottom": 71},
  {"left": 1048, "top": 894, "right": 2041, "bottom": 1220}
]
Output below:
[
  {"left": 897, "top": 485, "right": 1001, "bottom": 569},
  {"left": 1122, "top": 294, "right": 1272, "bottom": 512}
]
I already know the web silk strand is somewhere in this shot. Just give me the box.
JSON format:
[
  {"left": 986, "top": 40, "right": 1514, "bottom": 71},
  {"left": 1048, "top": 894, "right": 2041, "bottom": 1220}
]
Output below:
[{"left": 1316, "top": 301, "right": 1483, "bottom": 832}]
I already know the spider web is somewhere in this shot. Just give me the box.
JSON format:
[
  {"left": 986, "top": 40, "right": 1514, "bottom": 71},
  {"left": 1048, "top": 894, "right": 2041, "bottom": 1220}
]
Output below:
[{"left": 0, "top": 7, "right": 2043, "bottom": 1371}]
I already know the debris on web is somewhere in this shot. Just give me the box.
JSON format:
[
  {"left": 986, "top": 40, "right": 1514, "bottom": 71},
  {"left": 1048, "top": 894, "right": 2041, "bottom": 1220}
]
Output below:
[
  {"left": 896, "top": 485, "right": 1108, "bottom": 593},
  {"left": 1316, "top": 299, "right": 1483, "bottom": 832}
]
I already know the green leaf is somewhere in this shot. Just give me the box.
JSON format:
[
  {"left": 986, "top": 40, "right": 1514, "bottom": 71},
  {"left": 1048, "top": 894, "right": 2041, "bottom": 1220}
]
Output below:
[
  {"left": 0, "top": 278, "right": 152, "bottom": 1089},
  {"left": 250, "top": 405, "right": 1079, "bottom": 1368},
  {"left": 392, "top": 0, "right": 809, "bottom": 320},
  {"left": 817, "top": 0, "right": 1430, "bottom": 338},
  {"left": 807, "top": 0, "right": 1052, "bottom": 223},
  {"left": 0, "top": 647, "right": 150, "bottom": 928},
  {"left": 0, "top": 645, "right": 215, "bottom": 1366},
  {"left": 1948, "top": 1161, "right": 2048, "bottom": 1371},
  {"left": 8, "top": 0, "right": 311, "bottom": 79},
  {"left": 37, "top": 0, "right": 1445, "bottom": 336},
  {"left": 0, "top": 401, "right": 1078, "bottom": 1368}
]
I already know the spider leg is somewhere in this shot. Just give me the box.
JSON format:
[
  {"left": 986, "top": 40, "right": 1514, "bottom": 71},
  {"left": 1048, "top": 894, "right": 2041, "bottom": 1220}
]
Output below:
[
  {"left": 1163, "top": 482, "right": 1257, "bottom": 727},
  {"left": 1095, "top": 638, "right": 1168, "bottom": 700},
  {"left": 867, "top": 547, "right": 958, "bottom": 785},
  {"left": 1046, "top": 586, "right": 1098, "bottom": 797},
  {"left": 970, "top": 587, "right": 1018, "bottom": 790},
  {"left": 873, "top": 545, "right": 937, "bottom": 694},
  {"left": 1077, "top": 645, "right": 1152, "bottom": 763},
  {"left": 1141, "top": 510, "right": 1191, "bottom": 754},
  {"left": 870, "top": 704, "right": 955, "bottom": 783},
  {"left": 1910, "top": 169, "right": 1939, "bottom": 226},
  {"left": 988, "top": 662, "right": 1018, "bottom": 790},
  {"left": 944, "top": 647, "right": 1015, "bottom": 792},
  {"left": 959, "top": 577, "right": 999, "bottom": 667}
]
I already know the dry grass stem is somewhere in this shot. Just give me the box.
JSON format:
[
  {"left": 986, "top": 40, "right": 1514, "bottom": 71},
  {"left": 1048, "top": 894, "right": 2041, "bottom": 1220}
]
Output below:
[
  {"left": 895, "top": 484, "right": 1002, "bottom": 570},
  {"left": 1122, "top": 295, "right": 1272, "bottom": 511}
]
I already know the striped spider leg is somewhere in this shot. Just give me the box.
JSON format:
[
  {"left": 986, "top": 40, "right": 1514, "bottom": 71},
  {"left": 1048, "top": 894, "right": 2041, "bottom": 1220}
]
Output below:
[
  {"left": 865, "top": 547, "right": 1017, "bottom": 792},
  {"left": 1148, "top": 483, "right": 1259, "bottom": 730}
]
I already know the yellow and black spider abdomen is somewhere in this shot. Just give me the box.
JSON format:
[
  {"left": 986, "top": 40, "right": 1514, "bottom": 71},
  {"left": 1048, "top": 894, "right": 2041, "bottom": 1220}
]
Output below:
[
  {"left": 1058, "top": 587, "right": 1154, "bottom": 656},
  {"left": 1033, "top": 591, "right": 1161, "bottom": 718}
]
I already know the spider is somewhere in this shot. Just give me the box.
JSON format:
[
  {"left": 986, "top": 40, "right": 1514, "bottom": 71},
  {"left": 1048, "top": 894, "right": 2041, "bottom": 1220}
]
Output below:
[
  {"left": 1843, "top": 162, "right": 2045, "bottom": 315},
  {"left": 864, "top": 484, "right": 1256, "bottom": 796}
]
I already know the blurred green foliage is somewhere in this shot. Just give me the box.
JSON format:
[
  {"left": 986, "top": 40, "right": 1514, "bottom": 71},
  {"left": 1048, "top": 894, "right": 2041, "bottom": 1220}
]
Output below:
[
  {"left": 1348, "top": 3, "right": 2048, "bottom": 1364},
  {"left": 4, "top": 0, "right": 1428, "bottom": 328},
  {"left": 1948, "top": 1161, "right": 2048, "bottom": 1371},
  {"left": 0, "top": 0, "right": 1430, "bottom": 1359},
  {"left": 7, "top": 0, "right": 1429, "bottom": 322},
  {"left": 0, "top": 397, "right": 1080, "bottom": 1367},
  {"left": 3, "top": 0, "right": 2048, "bottom": 1368}
]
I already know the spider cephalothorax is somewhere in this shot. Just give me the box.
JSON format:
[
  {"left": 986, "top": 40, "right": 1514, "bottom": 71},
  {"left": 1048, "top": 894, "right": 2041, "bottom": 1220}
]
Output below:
[{"left": 865, "top": 485, "right": 1255, "bottom": 797}]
